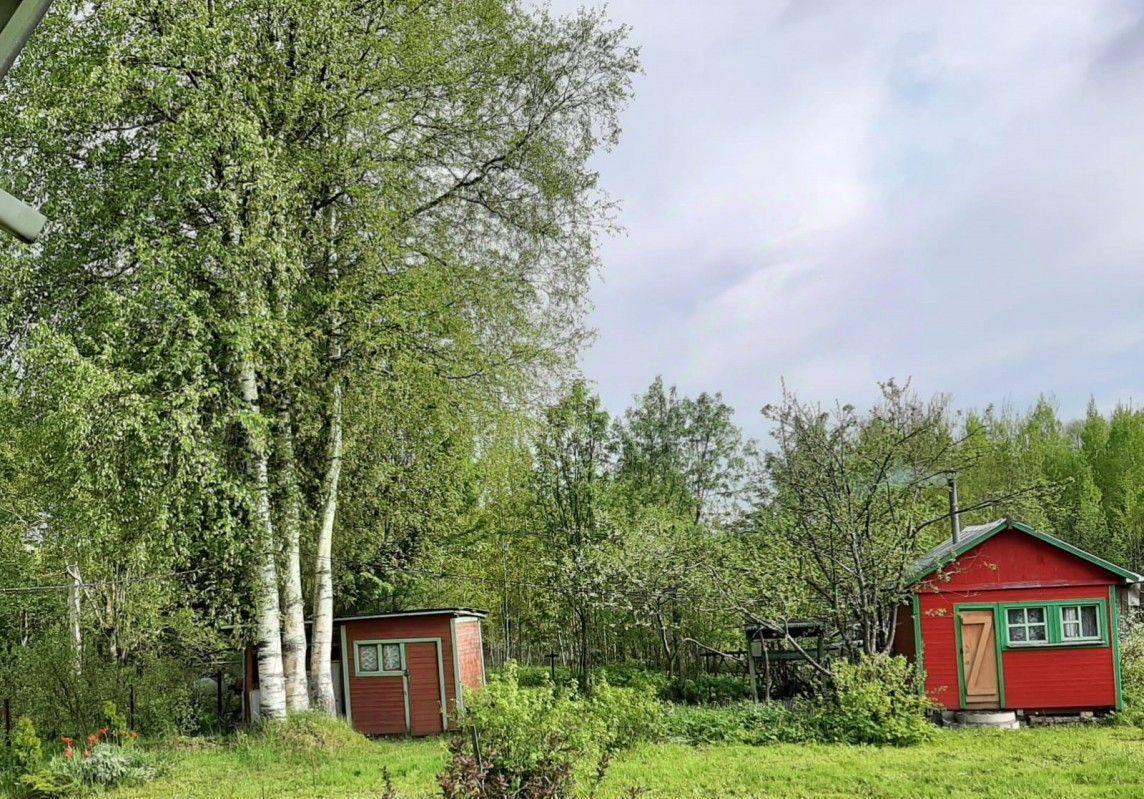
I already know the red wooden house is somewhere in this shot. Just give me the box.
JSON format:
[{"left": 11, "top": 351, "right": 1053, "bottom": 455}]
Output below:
[
  {"left": 245, "top": 608, "right": 487, "bottom": 735},
  {"left": 895, "top": 519, "right": 1141, "bottom": 714}
]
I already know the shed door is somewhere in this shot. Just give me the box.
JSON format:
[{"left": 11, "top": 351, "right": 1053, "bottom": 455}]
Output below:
[
  {"left": 959, "top": 610, "right": 1001, "bottom": 709},
  {"left": 406, "top": 642, "right": 445, "bottom": 736}
]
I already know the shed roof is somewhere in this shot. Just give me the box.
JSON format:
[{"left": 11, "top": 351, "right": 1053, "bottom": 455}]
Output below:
[
  {"left": 913, "top": 518, "right": 1143, "bottom": 584},
  {"left": 334, "top": 608, "right": 487, "bottom": 623}
]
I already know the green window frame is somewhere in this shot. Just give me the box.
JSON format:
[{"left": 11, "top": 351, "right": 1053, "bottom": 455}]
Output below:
[
  {"left": 355, "top": 640, "right": 405, "bottom": 676},
  {"left": 999, "top": 601, "right": 1108, "bottom": 649},
  {"left": 1004, "top": 606, "right": 1048, "bottom": 645},
  {"left": 1059, "top": 604, "right": 1102, "bottom": 643}
]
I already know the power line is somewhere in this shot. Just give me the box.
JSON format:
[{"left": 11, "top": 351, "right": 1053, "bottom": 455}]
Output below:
[{"left": 0, "top": 568, "right": 205, "bottom": 595}]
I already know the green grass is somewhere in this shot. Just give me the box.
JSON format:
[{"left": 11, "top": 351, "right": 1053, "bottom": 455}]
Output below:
[{"left": 87, "top": 725, "right": 1143, "bottom": 799}]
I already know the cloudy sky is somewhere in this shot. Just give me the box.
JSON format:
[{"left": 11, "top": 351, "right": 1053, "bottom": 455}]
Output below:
[{"left": 549, "top": 0, "right": 1144, "bottom": 437}]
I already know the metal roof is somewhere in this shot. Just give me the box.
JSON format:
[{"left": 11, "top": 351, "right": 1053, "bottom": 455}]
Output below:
[
  {"left": 333, "top": 608, "right": 488, "bottom": 623},
  {"left": 913, "top": 518, "right": 1144, "bottom": 584}
]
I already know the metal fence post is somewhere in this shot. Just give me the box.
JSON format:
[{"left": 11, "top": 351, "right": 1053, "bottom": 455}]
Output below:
[
  {"left": 216, "top": 669, "right": 224, "bottom": 723},
  {"left": 128, "top": 684, "right": 136, "bottom": 731}
]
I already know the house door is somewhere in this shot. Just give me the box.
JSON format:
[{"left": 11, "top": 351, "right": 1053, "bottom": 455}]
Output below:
[
  {"left": 958, "top": 609, "right": 1001, "bottom": 709},
  {"left": 406, "top": 641, "right": 445, "bottom": 736}
]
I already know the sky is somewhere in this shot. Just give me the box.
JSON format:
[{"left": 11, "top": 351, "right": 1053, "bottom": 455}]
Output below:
[{"left": 546, "top": 0, "right": 1144, "bottom": 438}]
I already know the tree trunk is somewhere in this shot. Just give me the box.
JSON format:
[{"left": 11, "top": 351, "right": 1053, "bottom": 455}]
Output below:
[
  {"left": 309, "top": 377, "right": 343, "bottom": 714},
  {"left": 241, "top": 358, "right": 288, "bottom": 722},
  {"left": 277, "top": 404, "right": 310, "bottom": 712},
  {"left": 576, "top": 604, "right": 591, "bottom": 693},
  {"left": 66, "top": 564, "right": 82, "bottom": 675}
]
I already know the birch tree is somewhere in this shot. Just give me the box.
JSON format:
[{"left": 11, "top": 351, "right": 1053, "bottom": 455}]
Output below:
[{"left": 2, "top": 0, "right": 636, "bottom": 717}]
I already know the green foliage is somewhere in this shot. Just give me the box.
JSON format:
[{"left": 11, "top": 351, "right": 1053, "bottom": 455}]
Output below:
[
  {"left": 245, "top": 712, "right": 366, "bottom": 756},
  {"left": 1116, "top": 615, "right": 1144, "bottom": 727},
  {"left": 102, "top": 702, "right": 130, "bottom": 747},
  {"left": 10, "top": 717, "right": 43, "bottom": 776},
  {"left": 457, "top": 663, "right": 663, "bottom": 795},
  {"left": 665, "top": 657, "right": 932, "bottom": 748},
  {"left": 667, "top": 674, "right": 753, "bottom": 705},
  {"left": 26, "top": 743, "right": 158, "bottom": 796},
  {"left": 812, "top": 655, "right": 934, "bottom": 746},
  {"left": 0, "top": 630, "right": 216, "bottom": 738},
  {"left": 665, "top": 702, "right": 814, "bottom": 746}
]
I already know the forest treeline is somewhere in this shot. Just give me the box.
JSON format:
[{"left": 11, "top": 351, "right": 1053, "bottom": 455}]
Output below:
[{"left": 1, "top": 1, "right": 1143, "bottom": 732}]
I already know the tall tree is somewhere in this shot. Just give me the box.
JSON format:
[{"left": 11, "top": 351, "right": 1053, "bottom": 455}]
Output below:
[
  {"left": 533, "top": 381, "right": 614, "bottom": 688},
  {"left": 1, "top": 0, "right": 637, "bottom": 717},
  {"left": 762, "top": 381, "right": 964, "bottom": 656}
]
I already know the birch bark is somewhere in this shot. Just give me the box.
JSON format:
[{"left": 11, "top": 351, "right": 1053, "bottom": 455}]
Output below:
[
  {"left": 277, "top": 405, "right": 310, "bottom": 711},
  {"left": 241, "top": 358, "right": 288, "bottom": 721},
  {"left": 309, "top": 377, "right": 342, "bottom": 713}
]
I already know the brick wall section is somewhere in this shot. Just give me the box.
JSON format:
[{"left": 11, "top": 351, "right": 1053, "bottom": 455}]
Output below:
[{"left": 456, "top": 619, "right": 486, "bottom": 693}]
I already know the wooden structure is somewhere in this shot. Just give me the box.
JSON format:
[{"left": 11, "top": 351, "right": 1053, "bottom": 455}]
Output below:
[
  {"left": 894, "top": 519, "right": 1141, "bottom": 713},
  {"left": 745, "top": 619, "right": 826, "bottom": 701},
  {"left": 245, "top": 608, "right": 486, "bottom": 735}
]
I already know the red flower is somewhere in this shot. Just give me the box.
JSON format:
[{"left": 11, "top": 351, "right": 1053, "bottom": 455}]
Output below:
[
  {"left": 87, "top": 734, "right": 99, "bottom": 746},
  {"left": 61, "top": 737, "right": 74, "bottom": 746},
  {"left": 99, "top": 727, "right": 109, "bottom": 737},
  {"left": 82, "top": 749, "right": 92, "bottom": 760},
  {"left": 64, "top": 748, "right": 74, "bottom": 760}
]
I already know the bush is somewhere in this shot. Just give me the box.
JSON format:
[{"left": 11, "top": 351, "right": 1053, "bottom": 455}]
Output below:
[
  {"left": 665, "top": 702, "right": 813, "bottom": 745},
  {"left": 450, "top": 663, "right": 663, "bottom": 798},
  {"left": 666, "top": 656, "right": 933, "bottom": 747},
  {"left": 812, "top": 654, "right": 934, "bottom": 746},
  {"left": 20, "top": 743, "right": 158, "bottom": 797},
  {"left": 1115, "top": 615, "right": 1144, "bottom": 727},
  {"left": 247, "top": 711, "right": 366, "bottom": 755},
  {"left": 11, "top": 717, "right": 43, "bottom": 776},
  {"left": 31, "top": 741, "right": 157, "bottom": 792},
  {"left": 667, "top": 674, "right": 753, "bottom": 705}
]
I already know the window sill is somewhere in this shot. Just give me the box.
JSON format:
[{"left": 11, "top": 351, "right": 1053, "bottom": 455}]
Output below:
[{"left": 1004, "top": 640, "right": 1108, "bottom": 650}]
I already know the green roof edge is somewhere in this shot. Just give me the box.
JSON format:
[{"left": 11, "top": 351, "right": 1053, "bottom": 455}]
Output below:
[{"left": 913, "top": 518, "right": 1143, "bottom": 585}]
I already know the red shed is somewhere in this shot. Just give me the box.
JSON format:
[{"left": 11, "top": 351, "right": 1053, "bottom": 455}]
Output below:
[
  {"left": 244, "top": 608, "right": 487, "bottom": 735},
  {"left": 895, "top": 519, "right": 1141, "bottom": 714}
]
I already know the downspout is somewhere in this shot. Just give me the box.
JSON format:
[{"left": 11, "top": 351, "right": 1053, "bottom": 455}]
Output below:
[{"left": 948, "top": 477, "right": 961, "bottom": 543}]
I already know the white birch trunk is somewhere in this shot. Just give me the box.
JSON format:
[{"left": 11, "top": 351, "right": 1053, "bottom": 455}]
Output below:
[
  {"left": 278, "top": 408, "right": 310, "bottom": 712},
  {"left": 241, "top": 358, "right": 288, "bottom": 721},
  {"left": 66, "top": 564, "right": 82, "bottom": 675},
  {"left": 309, "top": 378, "right": 342, "bottom": 714}
]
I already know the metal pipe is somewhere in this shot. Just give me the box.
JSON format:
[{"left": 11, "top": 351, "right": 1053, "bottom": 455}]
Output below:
[
  {"left": 948, "top": 476, "right": 961, "bottom": 543},
  {"left": 0, "top": 1, "right": 54, "bottom": 244},
  {"left": 0, "top": 0, "right": 55, "bottom": 82},
  {"left": 0, "top": 187, "right": 45, "bottom": 243}
]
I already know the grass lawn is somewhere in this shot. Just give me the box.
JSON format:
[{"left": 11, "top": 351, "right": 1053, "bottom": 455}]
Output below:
[{"left": 101, "top": 725, "right": 1144, "bottom": 799}]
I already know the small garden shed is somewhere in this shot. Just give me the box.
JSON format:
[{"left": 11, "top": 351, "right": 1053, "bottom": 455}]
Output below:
[
  {"left": 245, "top": 608, "right": 487, "bottom": 736},
  {"left": 894, "top": 519, "right": 1141, "bottom": 714}
]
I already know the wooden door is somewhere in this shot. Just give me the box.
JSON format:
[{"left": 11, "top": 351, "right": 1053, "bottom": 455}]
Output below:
[
  {"left": 406, "top": 642, "right": 445, "bottom": 736},
  {"left": 959, "top": 610, "right": 1000, "bottom": 709}
]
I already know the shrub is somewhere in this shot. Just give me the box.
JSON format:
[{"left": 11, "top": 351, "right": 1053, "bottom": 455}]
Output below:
[
  {"left": 21, "top": 743, "right": 158, "bottom": 797},
  {"left": 11, "top": 717, "right": 43, "bottom": 776},
  {"left": 451, "top": 663, "right": 663, "bottom": 798},
  {"left": 248, "top": 711, "right": 366, "bottom": 754},
  {"left": 665, "top": 704, "right": 749, "bottom": 745},
  {"left": 667, "top": 674, "right": 753, "bottom": 705},
  {"left": 439, "top": 736, "right": 574, "bottom": 799},
  {"left": 812, "top": 654, "right": 934, "bottom": 746},
  {"left": 665, "top": 702, "right": 813, "bottom": 745},
  {"left": 1115, "top": 615, "right": 1144, "bottom": 727},
  {"left": 587, "top": 678, "right": 666, "bottom": 751}
]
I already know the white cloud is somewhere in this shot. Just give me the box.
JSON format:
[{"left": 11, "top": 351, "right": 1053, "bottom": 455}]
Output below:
[{"left": 550, "top": 0, "right": 1144, "bottom": 435}]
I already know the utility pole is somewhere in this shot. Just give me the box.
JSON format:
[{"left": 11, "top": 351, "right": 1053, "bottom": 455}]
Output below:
[{"left": 0, "top": 0, "right": 53, "bottom": 242}]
